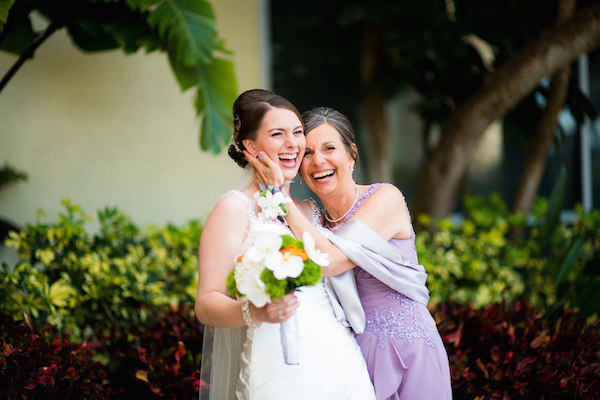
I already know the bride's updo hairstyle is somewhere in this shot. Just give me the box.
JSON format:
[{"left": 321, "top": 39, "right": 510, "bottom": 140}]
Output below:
[
  {"left": 302, "top": 107, "right": 359, "bottom": 163},
  {"left": 228, "top": 89, "right": 303, "bottom": 168}
]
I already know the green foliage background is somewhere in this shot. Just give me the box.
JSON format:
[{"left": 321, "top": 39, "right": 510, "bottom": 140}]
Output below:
[
  {"left": 0, "top": 193, "right": 598, "bottom": 397},
  {"left": 1, "top": 200, "right": 201, "bottom": 340},
  {"left": 1, "top": 191, "right": 598, "bottom": 340},
  {"left": 420, "top": 195, "right": 600, "bottom": 320}
]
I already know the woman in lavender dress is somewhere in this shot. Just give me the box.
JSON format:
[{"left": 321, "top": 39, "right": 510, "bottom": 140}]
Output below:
[{"left": 247, "top": 107, "right": 452, "bottom": 399}]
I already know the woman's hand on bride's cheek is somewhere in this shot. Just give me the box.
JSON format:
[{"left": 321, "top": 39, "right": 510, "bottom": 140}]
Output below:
[{"left": 243, "top": 150, "right": 284, "bottom": 187}]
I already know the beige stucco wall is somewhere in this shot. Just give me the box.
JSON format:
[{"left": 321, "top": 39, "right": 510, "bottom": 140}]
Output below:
[{"left": 0, "top": 0, "right": 265, "bottom": 231}]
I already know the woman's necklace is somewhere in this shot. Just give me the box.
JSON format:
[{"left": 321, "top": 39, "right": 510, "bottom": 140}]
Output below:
[{"left": 324, "top": 185, "right": 360, "bottom": 223}]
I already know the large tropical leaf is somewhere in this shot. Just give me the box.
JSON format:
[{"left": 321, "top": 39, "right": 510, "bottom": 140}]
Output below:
[
  {"left": 194, "top": 57, "right": 237, "bottom": 153},
  {"left": 147, "top": 0, "right": 217, "bottom": 66},
  {"left": 1, "top": 0, "right": 237, "bottom": 155},
  {"left": 0, "top": 0, "right": 35, "bottom": 55},
  {"left": 67, "top": 14, "right": 150, "bottom": 53},
  {"left": 0, "top": 0, "right": 16, "bottom": 31},
  {"left": 169, "top": 51, "right": 198, "bottom": 91},
  {"left": 124, "top": 0, "right": 159, "bottom": 11},
  {"left": 34, "top": 1, "right": 149, "bottom": 53}
]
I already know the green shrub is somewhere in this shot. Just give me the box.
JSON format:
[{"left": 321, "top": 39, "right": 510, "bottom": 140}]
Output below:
[
  {"left": 1, "top": 197, "right": 598, "bottom": 397},
  {"left": 1, "top": 200, "right": 202, "bottom": 340},
  {"left": 417, "top": 194, "right": 527, "bottom": 307},
  {"left": 417, "top": 194, "right": 600, "bottom": 319}
]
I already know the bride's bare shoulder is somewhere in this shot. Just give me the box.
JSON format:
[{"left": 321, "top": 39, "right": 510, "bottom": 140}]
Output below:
[{"left": 205, "top": 191, "right": 250, "bottom": 227}]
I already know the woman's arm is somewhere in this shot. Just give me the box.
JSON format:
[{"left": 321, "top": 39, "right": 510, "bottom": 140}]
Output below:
[
  {"left": 245, "top": 152, "right": 357, "bottom": 276},
  {"left": 194, "top": 193, "right": 297, "bottom": 327},
  {"left": 284, "top": 200, "right": 357, "bottom": 276},
  {"left": 245, "top": 152, "right": 413, "bottom": 277}
]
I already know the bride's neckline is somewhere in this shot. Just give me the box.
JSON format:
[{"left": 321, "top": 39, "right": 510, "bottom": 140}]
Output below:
[{"left": 233, "top": 189, "right": 291, "bottom": 227}]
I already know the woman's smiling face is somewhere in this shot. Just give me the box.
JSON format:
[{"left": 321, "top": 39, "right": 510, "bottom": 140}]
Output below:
[
  {"left": 243, "top": 107, "right": 305, "bottom": 181},
  {"left": 300, "top": 123, "right": 355, "bottom": 196}
]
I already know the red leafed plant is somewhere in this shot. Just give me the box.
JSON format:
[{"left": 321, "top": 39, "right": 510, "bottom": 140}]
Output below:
[
  {"left": 433, "top": 299, "right": 600, "bottom": 399},
  {"left": 0, "top": 313, "right": 108, "bottom": 400},
  {"left": 100, "top": 304, "right": 204, "bottom": 400}
]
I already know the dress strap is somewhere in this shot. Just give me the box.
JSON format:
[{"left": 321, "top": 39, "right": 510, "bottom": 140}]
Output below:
[
  {"left": 330, "top": 183, "right": 390, "bottom": 231},
  {"left": 353, "top": 183, "right": 388, "bottom": 215},
  {"left": 223, "top": 190, "right": 258, "bottom": 226}
]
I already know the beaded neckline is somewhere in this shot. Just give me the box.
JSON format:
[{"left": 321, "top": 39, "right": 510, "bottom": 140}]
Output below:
[{"left": 326, "top": 183, "right": 387, "bottom": 232}]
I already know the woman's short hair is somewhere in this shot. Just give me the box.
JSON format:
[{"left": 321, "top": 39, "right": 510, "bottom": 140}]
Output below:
[{"left": 302, "top": 107, "right": 358, "bottom": 162}]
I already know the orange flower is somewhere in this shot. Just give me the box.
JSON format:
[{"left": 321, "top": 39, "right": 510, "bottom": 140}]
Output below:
[{"left": 280, "top": 245, "right": 308, "bottom": 261}]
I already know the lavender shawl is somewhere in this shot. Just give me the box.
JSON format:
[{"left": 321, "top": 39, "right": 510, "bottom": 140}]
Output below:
[{"left": 323, "top": 219, "right": 430, "bottom": 334}]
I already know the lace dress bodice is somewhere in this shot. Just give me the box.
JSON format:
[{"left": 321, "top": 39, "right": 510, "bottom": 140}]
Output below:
[{"left": 228, "top": 190, "right": 324, "bottom": 242}]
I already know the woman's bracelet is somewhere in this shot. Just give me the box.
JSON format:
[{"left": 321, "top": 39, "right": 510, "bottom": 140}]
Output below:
[{"left": 241, "top": 300, "right": 256, "bottom": 328}]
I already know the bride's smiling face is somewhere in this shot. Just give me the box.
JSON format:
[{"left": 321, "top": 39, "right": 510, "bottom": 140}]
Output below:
[{"left": 243, "top": 107, "right": 305, "bottom": 181}]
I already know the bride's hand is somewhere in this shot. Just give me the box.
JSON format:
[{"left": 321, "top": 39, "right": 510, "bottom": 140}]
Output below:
[
  {"left": 244, "top": 150, "right": 285, "bottom": 188},
  {"left": 252, "top": 292, "right": 298, "bottom": 323}
]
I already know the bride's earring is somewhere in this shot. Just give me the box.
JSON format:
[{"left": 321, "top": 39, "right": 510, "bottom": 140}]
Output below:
[{"left": 350, "top": 164, "right": 354, "bottom": 175}]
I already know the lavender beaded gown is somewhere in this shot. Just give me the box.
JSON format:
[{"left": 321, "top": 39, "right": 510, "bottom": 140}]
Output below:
[{"left": 328, "top": 183, "right": 452, "bottom": 400}]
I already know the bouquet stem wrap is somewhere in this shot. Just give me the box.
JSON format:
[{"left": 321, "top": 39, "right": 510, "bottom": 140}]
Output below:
[
  {"left": 280, "top": 311, "right": 299, "bottom": 365},
  {"left": 227, "top": 227, "right": 330, "bottom": 366}
]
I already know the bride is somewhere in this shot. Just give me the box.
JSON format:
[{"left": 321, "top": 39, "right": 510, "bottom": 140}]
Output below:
[{"left": 194, "top": 89, "right": 375, "bottom": 399}]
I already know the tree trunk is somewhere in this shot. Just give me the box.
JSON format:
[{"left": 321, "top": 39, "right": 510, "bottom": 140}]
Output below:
[
  {"left": 411, "top": 2, "right": 600, "bottom": 221},
  {"left": 361, "top": 25, "right": 392, "bottom": 183},
  {"left": 511, "top": 0, "right": 576, "bottom": 216},
  {"left": 363, "top": 89, "right": 391, "bottom": 182}
]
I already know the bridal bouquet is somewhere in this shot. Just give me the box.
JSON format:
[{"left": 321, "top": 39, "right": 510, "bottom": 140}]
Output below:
[{"left": 227, "top": 229, "right": 330, "bottom": 364}]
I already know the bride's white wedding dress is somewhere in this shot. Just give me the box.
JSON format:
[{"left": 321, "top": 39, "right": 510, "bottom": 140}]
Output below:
[{"left": 200, "top": 190, "right": 375, "bottom": 400}]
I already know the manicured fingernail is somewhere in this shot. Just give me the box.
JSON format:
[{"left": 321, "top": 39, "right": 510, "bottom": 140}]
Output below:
[{"left": 259, "top": 151, "right": 265, "bottom": 158}]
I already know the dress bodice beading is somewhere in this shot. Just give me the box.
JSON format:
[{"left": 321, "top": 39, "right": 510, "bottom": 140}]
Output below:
[
  {"left": 326, "top": 184, "right": 435, "bottom": 349},
  {"left": 226, "top": 190, "right": 292, "bottom": 242},
  {"left": 324, "top": 184, "right": 452, "bottom": 399},
  {"left": 356, "top": 269, "right": 435, "bottom": 350},
  {"left": 227, "top": 190, "right": 324, "bottom": 238},
  {"left": 328, "top": 183, "right": 414, "bottom": 238}
]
